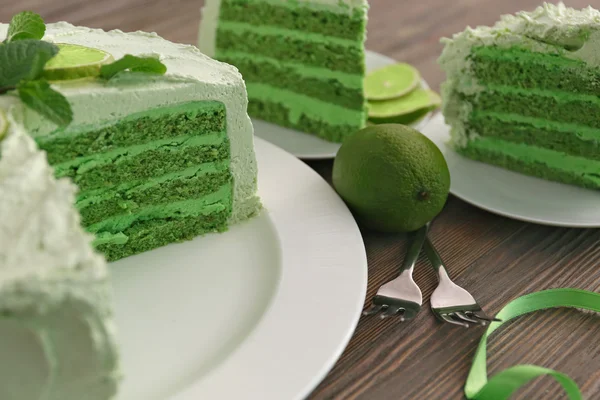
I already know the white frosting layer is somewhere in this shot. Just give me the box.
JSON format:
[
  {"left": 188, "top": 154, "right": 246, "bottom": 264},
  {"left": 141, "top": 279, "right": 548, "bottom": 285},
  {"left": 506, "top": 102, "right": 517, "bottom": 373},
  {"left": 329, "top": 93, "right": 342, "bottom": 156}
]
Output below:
[
  {"left": 198, "top": 0, "right": 369, "bottom": 57},
  {"left": 0, "top": 22, "right": 260, "bottom": 223},
  {"left": 438, "top": 2, "right": 600, "bottom": 146},
  {"left": 0, "top": 107, "right": 120, "bottom": 400}
]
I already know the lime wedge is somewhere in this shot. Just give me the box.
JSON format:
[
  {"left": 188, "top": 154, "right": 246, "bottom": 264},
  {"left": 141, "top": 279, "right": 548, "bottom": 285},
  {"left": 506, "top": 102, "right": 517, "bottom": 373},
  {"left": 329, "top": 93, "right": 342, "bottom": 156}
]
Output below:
[
  {"left": 369, "top": 107, "right": 433, "bottom": 126},
  {"left": 42, "top": 43, "right": 114, "bottom": 81},
  {"left": 0, "top": 109, "right": 8, "bottom": 141},
  {"left": 368, "top": 89, "right": 441, "bottom": 124},
  {"left": 365, "top": 63, "right": 421, "bottom": 101}
]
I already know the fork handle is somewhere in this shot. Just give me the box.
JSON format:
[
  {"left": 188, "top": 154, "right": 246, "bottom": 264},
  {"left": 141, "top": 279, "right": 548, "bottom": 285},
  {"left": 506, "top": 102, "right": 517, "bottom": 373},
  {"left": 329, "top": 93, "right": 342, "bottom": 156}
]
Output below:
[
  {"left": 399, "top": 223, "right": 429, "bottom": 273},
  {"left": 424, "top": 237, "right": 444, "bottom": 273}
]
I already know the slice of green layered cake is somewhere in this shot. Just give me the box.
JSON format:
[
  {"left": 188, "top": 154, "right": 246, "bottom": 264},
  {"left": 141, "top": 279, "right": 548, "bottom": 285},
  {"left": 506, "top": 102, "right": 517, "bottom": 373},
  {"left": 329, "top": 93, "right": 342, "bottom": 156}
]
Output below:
[
  {"left": 0, "top": 108, "right": 120, "bottom": 400},
  {"left": 439, "top": 2, "right": 600, "bottom": 189},
  {"left": 199, "top": 0, "right": 369, "bottom": 143},
  {"left": 0, "top": 21, "right": 261, "bottom": 262}
]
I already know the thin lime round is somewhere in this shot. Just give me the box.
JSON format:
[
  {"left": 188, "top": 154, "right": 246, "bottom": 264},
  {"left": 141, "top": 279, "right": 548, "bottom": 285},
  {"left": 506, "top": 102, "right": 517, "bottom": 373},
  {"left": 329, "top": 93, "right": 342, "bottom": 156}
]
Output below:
[
  {"left": 365, "top": 63, "right": 421, "bottom": 101},
  {"left": 0, "top": 109, "right": 8, "bottom": 140},
  {"left": 368, "top": 89, "right": 441, "bottom": 120},
  {"left": 332, "top": 124, "right": 450, "bottom": 233},
  {"left": 42, "top": 43, "right": 114, "bottom": 81}
]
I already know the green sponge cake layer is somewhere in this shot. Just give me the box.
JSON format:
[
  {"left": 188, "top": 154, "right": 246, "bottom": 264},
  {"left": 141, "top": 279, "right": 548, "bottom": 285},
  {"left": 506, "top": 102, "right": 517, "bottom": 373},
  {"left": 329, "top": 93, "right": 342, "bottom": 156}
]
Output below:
[
  {"left": 460, "top": 138, "right": 600, "bottom": 189},
  {"left": 78, "top": 164, "right": 231, "bottom": 226},
  {"left": 200, "top": 0, "right": 369, "bottom": 143},
  {"left": 439, "top": 3, "right": 600, "bottom": 190},
  {"left": 216, "top": 23, "right": 364, "bottom": 73},
  {"left": 469, "top": 112, "right": 600, "bottom": 160},
  {"left": 96, "top": 211, "right": 230, "bottom": 261},
  {"left": 469, "top": 86, "right": 600, "bottom": 129},
  {"left": 55, "top": 139, "right": 229, "bottom": 191},
  {"left": 86, "top": 186, "right": 231, "bottom": 234},
  {"left": 37, "top": 101, "right": 225, "bottom": 164},
  {"left": 218, "top": 52, "right": 364, "bottom": 109},
  {"left": 470, "top": 46, "right": 600, "bottom": 95},
  {"left": 219, "top": 0, "right": 366, "bottom": 40},
  {"left": 248, "top": 99, "right": 363, "bottom": 143}
]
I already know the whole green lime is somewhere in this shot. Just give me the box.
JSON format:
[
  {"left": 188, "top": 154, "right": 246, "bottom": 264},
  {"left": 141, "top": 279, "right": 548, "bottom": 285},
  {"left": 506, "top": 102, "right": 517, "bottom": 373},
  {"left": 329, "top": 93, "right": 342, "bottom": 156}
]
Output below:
[{"left": 332, "top": 124, "right": 450, "bottom": 232}]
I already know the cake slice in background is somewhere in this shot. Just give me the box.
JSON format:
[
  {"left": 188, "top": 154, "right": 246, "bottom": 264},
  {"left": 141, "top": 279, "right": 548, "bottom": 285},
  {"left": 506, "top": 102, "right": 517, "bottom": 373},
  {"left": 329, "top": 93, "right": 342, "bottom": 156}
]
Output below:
[
  {"left": 439, "top": 2, "right": 600, "bottom": 189},
  {"left": 199, "top": 0, "right": 369, "bottom": 143},
  {"left": 0, "top": 106, "right": 120, "bottom": 400},
  {"left": 0, "top": 21, "right": 261, "bottom": 261}
]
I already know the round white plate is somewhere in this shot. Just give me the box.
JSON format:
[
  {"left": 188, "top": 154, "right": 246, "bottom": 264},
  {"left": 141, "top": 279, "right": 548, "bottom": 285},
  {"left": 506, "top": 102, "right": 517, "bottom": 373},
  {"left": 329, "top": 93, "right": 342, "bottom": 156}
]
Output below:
[
  {"left": 253, "top": 50, "right": 434, "bottom": 159},
  {"left": 421, "top": 113, "right": 600, "bottom": 227},
  {"left": 111, "top": 137, "right": 368, "bottom": 400}
]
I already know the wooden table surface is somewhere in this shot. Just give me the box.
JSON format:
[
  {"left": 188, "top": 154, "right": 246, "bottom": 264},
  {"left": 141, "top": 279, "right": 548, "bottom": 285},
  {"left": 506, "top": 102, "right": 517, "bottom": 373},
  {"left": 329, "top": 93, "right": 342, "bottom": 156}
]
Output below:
[{"left": 3, "top": 0, "right": 600, "bottom": 398}]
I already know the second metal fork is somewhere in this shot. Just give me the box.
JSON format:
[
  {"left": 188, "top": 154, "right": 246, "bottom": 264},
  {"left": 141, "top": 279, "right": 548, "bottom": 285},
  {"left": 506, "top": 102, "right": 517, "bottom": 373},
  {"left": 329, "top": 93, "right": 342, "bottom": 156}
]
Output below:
[
  {"left": 424, "top": 237, "right": 499, "bottom": 327},
  {"left": 363, "top": 223, "right": 428, "bottom": 320}
]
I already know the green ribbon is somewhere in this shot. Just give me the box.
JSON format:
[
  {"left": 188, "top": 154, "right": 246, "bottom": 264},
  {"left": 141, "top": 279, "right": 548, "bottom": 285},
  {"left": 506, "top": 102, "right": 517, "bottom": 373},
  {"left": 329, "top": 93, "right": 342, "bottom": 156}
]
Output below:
[{"left": 465, "top": 288, "right": 600, "bottom": 400}]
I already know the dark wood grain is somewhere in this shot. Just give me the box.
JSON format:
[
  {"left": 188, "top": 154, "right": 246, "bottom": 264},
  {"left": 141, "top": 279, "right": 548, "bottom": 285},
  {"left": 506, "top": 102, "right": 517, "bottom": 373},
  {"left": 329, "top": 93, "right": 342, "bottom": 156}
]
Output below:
[{"left": 2, "top": 1, "right": 600, "bottom": 399}]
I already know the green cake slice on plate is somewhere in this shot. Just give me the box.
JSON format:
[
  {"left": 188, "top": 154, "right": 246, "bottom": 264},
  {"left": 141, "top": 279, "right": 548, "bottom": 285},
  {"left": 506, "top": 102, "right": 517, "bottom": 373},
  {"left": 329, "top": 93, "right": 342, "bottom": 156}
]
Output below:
[
  {"left": 199, "top": 0, "right": 370, "bottom": 143},
  {"left": 439, "top": 2, "right": 600, "bottom": 189},
  {"left": 0, "top": 21, "right": 261, "bottom": 262}
]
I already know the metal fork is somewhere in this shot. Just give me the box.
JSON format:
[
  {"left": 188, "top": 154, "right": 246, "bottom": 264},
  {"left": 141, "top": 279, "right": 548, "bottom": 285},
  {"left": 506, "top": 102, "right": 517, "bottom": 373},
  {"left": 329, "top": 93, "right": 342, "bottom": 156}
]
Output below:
[
  {"left": 423, "top": 237, "right": 499, "bottom": 327},
  {"left": 363, "top": 223, "right": 428, "bottom": 320}
]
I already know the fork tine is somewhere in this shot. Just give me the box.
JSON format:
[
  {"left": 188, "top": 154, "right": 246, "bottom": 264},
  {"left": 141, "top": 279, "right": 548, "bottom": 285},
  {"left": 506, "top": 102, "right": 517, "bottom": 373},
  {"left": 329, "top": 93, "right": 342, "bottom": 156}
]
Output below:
[
  {"left": 363, "top": 304, "right": 384, "bottom": 316},
  {"left": 399, "top": 309, "right": 413, "bottom": 322},
  {"left": 380, "top": 305, "right": 402, "bottom": 319},
  {"left": 455, "top": 311, "right": 485, "bottom": 325},
  {"left": 470, "top": 311, "right": 502, "bottom": 322},
  {"left": 441, "top": 313, "right": 469, "bottom": 328}
]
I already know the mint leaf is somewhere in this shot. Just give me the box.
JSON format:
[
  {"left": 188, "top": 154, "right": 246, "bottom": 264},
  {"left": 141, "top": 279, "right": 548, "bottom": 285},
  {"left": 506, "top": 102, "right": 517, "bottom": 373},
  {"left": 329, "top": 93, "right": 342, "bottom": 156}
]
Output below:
[
  {"left": 5, "top": 11, "right": 46, "bottom": 43},
  {"left": 99, "top": 55, "right": 167, "bottom": 80},
  {"left": 18, "top": 80, "right": 73, "bottom": 126},
  {"left": 0, "top": 40, "right": 58, "bottom": 88}
]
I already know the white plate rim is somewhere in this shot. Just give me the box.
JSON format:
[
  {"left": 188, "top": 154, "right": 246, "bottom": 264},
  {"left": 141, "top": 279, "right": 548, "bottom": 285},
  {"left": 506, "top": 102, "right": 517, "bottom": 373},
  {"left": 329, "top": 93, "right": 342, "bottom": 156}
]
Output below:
[
  {"left": 421, "top": 113, "right": 600, "bottom": 228},
  {"left": 169, "top": 137, "right": 368, "bottom": 399},
  {"left": 253, "top": 50, "right": 434, "bottom": 160}
]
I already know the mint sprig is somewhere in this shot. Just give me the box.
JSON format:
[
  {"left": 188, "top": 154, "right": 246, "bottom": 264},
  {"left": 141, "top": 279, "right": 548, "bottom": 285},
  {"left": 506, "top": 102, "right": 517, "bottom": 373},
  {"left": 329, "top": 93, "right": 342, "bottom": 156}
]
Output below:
[
  {"left": 4, "top": 11, "right": 45, "bottom": 43},
  {"left": 18, "top": 80, "right": 73, "bottom": 126},
  {"left": 0, "top": 11, "right": 73, "bottom": 127},
  {"left": 0, "top": 40, "right": 58, "bottom": 89},
  {"left": 99, "top": 55, "right": 167, "bottom": 80}
]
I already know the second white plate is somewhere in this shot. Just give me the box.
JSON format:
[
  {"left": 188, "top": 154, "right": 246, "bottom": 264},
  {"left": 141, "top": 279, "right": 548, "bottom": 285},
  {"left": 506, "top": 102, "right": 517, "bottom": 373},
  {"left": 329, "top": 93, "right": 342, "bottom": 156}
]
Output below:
[
  {"left": 421, "top": 113, "right": 600, "bottom": 228},
  {"left": 253, "top": 50, "right": 433, "bottom": 159}
]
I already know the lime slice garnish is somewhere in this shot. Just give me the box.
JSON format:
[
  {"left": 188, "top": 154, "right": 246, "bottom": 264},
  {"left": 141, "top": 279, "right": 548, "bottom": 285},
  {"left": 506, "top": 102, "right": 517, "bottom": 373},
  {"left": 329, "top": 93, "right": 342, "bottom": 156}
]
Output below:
[
  {"left": 365, "top": 63, "right": 421, "bottom": 101},
  {"left": 42, "top": 43, "right": 114, "bottom": 81},
  {"left": 368, "top": 89, "right": 441, "bottom": 119},
  {"left": 369, "top": 107, "right": 433, "bottom": 126},
  {"left": 0, "top": 109, "right": 8, "bottom": 141}
]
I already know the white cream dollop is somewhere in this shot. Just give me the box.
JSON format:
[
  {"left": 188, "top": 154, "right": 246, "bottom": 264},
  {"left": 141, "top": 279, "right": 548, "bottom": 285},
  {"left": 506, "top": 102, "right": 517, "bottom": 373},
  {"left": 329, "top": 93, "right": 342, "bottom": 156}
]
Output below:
[{"left": 0, "top": 106, "right": 120, "bottom": 400}]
